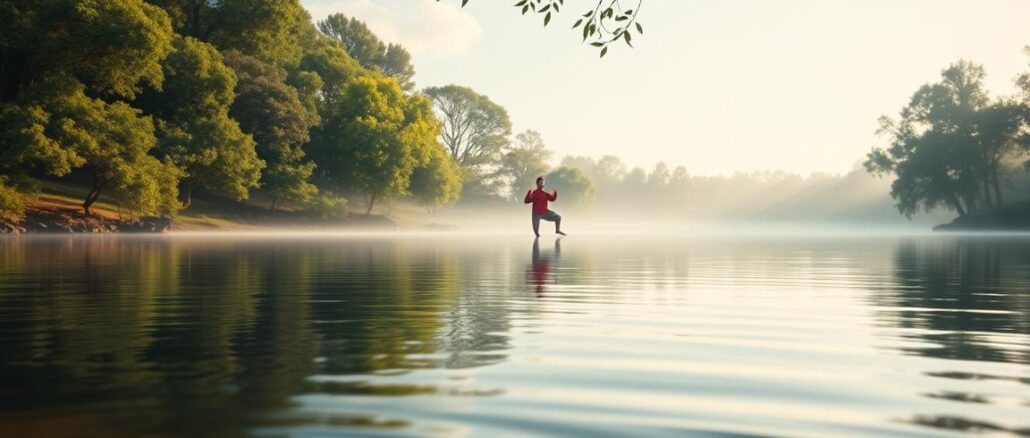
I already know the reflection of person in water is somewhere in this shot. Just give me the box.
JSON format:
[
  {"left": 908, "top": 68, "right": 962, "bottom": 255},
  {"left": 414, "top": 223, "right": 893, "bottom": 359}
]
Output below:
[{"left": 528, "top": 237, "right": 561, "bottom": 297}]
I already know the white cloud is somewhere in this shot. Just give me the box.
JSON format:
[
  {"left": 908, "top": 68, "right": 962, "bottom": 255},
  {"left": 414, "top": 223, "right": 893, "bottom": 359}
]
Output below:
[{"left": 302, "top": 0, "right": 482, "bottom": 58}]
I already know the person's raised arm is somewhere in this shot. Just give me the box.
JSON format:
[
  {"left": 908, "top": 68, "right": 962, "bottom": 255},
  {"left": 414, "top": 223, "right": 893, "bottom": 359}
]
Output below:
[
  {"left": 547, "top": 188, "right": 557, "bottom": 201},
  {"left": 524, "top": 189, "right": 534, "bottom": 204}
]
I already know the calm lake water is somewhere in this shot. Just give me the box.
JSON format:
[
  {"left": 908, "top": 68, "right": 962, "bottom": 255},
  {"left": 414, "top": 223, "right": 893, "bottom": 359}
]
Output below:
[{"left": 0, "top": 233, "right": 1028, "bottom": 437}]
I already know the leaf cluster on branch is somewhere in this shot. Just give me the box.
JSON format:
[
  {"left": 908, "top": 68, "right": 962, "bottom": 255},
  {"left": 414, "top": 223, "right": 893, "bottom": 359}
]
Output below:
[{"left": 441, "top": 0, "right": 644, "bottom": 57}]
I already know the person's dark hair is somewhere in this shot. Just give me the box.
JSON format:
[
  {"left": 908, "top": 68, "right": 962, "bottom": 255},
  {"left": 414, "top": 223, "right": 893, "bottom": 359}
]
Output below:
[{"left": 535, "top": 176, "right": 544, "bottom": 183}]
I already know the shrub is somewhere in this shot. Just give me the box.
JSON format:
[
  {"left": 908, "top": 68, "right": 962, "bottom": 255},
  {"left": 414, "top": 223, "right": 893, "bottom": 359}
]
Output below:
[
  {"left": 306, "top": 194, "right": 348, "bottom": 220},
  {"left": 0, "top": 177, "right": 31, "bottom": 223}
]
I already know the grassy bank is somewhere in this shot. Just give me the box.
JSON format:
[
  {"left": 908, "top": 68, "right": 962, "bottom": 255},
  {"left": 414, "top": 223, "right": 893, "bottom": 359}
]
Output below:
[{"left": 8, "top": 181, "right": 454, "bottom": 232}]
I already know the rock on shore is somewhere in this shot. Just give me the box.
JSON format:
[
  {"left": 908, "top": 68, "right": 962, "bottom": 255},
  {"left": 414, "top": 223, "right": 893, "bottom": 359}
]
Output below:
[{"left": 1, "top": 206, "right": 172, "bottom": 234}]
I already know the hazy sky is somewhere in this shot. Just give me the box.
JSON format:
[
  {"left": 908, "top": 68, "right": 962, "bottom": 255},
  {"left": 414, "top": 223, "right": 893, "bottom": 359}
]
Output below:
[{"left": 301, "top": 0, "right": 1030, "bottom": 175}]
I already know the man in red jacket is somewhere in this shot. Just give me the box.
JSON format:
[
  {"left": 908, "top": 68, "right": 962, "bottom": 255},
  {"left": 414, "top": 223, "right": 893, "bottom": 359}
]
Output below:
[{"left": 524, "top": 176, "right": 566, "bottom": 237}]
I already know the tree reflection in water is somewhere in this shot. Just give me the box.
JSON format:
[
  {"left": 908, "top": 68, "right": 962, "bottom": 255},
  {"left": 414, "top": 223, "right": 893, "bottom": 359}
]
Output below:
[{"left": 871, "top": 237, "right": 1030, "bottom": 435}]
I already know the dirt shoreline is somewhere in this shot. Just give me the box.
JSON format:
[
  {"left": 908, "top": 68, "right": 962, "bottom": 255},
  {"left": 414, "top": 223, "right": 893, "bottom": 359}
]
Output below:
[
  {"left": 1, "top": 205, "right": 172, "bottom": 234},
  {"left": 0, "top": 204, "right": 415, "bottom": 234}
]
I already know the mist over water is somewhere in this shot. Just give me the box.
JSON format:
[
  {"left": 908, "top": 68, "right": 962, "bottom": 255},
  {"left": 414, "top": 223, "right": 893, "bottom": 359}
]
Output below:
[{"left": 1, "top": 233, "right": 1028, "bottom": 437}]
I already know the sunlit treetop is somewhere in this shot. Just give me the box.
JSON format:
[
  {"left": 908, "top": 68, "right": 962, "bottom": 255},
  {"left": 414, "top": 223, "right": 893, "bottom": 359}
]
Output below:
[{"left": 440, "top": 0, "right": 644, "bottom": 58}]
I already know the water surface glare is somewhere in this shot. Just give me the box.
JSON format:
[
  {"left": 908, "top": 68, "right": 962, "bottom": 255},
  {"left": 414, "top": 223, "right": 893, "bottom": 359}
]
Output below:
[{"left": 1, "top": 234, "right": 1029, "bottom": 437}]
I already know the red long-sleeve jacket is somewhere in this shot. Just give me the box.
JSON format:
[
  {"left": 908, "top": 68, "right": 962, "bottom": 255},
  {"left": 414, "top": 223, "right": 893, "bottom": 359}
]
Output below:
[{"left": 524, "top": 189, "right": 557, "bottom": 215}]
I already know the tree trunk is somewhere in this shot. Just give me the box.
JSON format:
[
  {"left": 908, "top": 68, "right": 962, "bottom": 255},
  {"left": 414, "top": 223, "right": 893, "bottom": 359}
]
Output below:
[
  {"left": 993, "top": 172, "right": 1004, "bottom": 206},
  {"left": 961, "top": 194, "right": 978, "bottom": 215},
  {"left": 180, "top": 189, "right": 192, "bottom": 210},
  {"left": 82, "top": 176, "right": 107, "bottom": 216},
  {"left": 950, "top": 195, "right": 967, "bottom": 217},
  {"left": 365, "top": 194, "right": 376, "bottom": 215}
]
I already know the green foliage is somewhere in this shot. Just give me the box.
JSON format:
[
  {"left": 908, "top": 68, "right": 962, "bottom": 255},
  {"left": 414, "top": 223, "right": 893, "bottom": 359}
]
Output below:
[
  {"left": 545, "top": 166, "right": 595, "bottom": 209},
  {"left": 1015, "top": 47, "right": 1030, "bottom": 169},
  {"left": 111, "top": 157, "right": 183, "bottom": 218},
  {"left": 1, "top": 76, "right": 179, "bottom": 215},
  {"left": 305, "top": 193, "right": 349, "bottom": 220},
  {"left": 424, "top": 85, "right": 512, "bottom": 168},
  {"left": 317, "top": 13, "right": 416, "bottom": 90},
  {"left": 865, "top": 60, "right": 1028, "bottom": 218},
  {"left": 263, "top": 162, "right": 318, "bottom": 210},
  {"left": 0, "top": 100, "right": 84, "bottom": 177},
  {"left": 311, "top": 75, "right": 439, "bottom": 214},
  {"left": 381, "top": 44, "right": 416, "bottom": 91},
  {"left": 410, "top": 145, "right": 463, "bottom": 210},
  {"left": 150, "top": 0, "right": 311, "bottom": 67},
  {"left": 296, "top": 40, "right": 365, "bottom": 107},
  {"left": 0, "top": 177, "right": 29, "bottom": 222},
  {"left": 1, "top": 0, "right": 478, "bottom": 223},
  {"left": 442, "top": 0, "right": 645, "bottom": 57},
  {"left": 138, "top": 37, "right": 263, "bottom": 205},
  {"left": 0, "top": 0, "right": 176, "bottom": 214},
  {"left": 223, "top": 50, "right": 320, "bottom": 209},
  {"left": 499, "top": 130, "right": 552, "bottom": 200},
  {"left": 22, "top": 78, "right": 180, "bottom": 215},
  {"left": 424, "top": 84, "right": 511, "bottom": 200},
  {"left": 1, "top": 0, "right": 175, "bottom": 102}
]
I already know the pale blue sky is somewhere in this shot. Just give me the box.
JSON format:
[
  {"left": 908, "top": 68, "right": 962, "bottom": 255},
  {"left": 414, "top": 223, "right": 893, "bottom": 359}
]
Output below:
[{"left": 301, "top": 0, "right": 1030, "bottom": 175}]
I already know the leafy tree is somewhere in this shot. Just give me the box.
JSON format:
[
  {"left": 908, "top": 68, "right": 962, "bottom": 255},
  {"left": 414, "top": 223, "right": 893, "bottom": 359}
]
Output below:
[
  {"left": 0, "top": 100, "right": 83, "bottom": 179},
  {"left": 305, "top": 193, "right": 349, "bottom": 220},
  {"left": 295, "top": 40, "right": 365, "bottom": 109},
  {"left": 971, "top": 101, "right": 1025, "bottom": 205},
  {"left": 317, "top": 13, "right": 416, "bottom": 90},
  {"left": 381, "top": 44, "right": 416, "bottom": 91},
  {"left": 621, "top": 166, "right": 647, "bottom": 193},
  {"left": 1013, "top": 47, "right": 1030, "bottom": 169},
  {"left": 670, "top": 165, "right": 690, "bottom": 190},
  {"left": 545, "top": 166, "right": 595, "bottom": 209},
  {"left": 0, "top": 0, "right": 178, "bottom": 218},
  {"left": 0, "top": 177, "right": 29, "bottom": 222},
  {"left": 561, "top": 154, "right": 626, "bottom": 195},
  {"left": 1, "top": 0, "right": 175, "bottom": 103},
  {"left": 311, "top": 75, "right": 438, "bottom": 214},
  {"left": 148, "top": 0, "right": 311, "bottom": 66},
  {"left": 865, "top": 61, "right": 1026, "bottom": 218},
  {"left": 648, "top": 161, "right": 670, "bottom": 187},
  {"left": 24, "top": 79, "right": 180, "bottom": 216},
  {"left": 499, "top": 130, "right": 552, "bottom": 200},
  {"left": 137, "top": 37, "right": 263, "bottom": 208},
  {"left": 223, "top": 50, "right": 320, "bottom": 210},
  {"left": 441, "top": 0, "right": 645, "bottom": 57},
  {"left": 317, "top": 14, "right": 383, "bottom": 69},
  {"left": 424, "top": 85, "right": 512, "bottom": 168},
  {"left": 409, "top": 145, "right": 463, "bottom": 211},
  {"left": 595, "top": 155, "right": 627, "bottom": 184}
]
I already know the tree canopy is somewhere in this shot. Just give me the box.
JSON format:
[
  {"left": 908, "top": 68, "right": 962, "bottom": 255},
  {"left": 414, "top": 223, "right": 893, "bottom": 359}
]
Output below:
[
  {"left": 223, "top": 50, "right": 320, "bottom": 210},
  {"left": 137, "top": 36, "right": 263, "bottom": 207},
  {"left": 865, "top": 61, "right": 1028, "bottom": 218},
  {"left": 424, "top": 85, "right": 512, "bottom": 168},
  {"left": 545, "top": 167, "right": 595, "bottom": 209},
  {"left": 410, "top": 145, "right": 463, "bottom": 211},
  {"left": 498, "top": 130, "right": 552, "bottom": 200},
  {"left": 317, "top": 13, "right": 416, "bottom": 91},
  {"left": 310, "top": 75, "right": 441, "bottom": 214}
]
